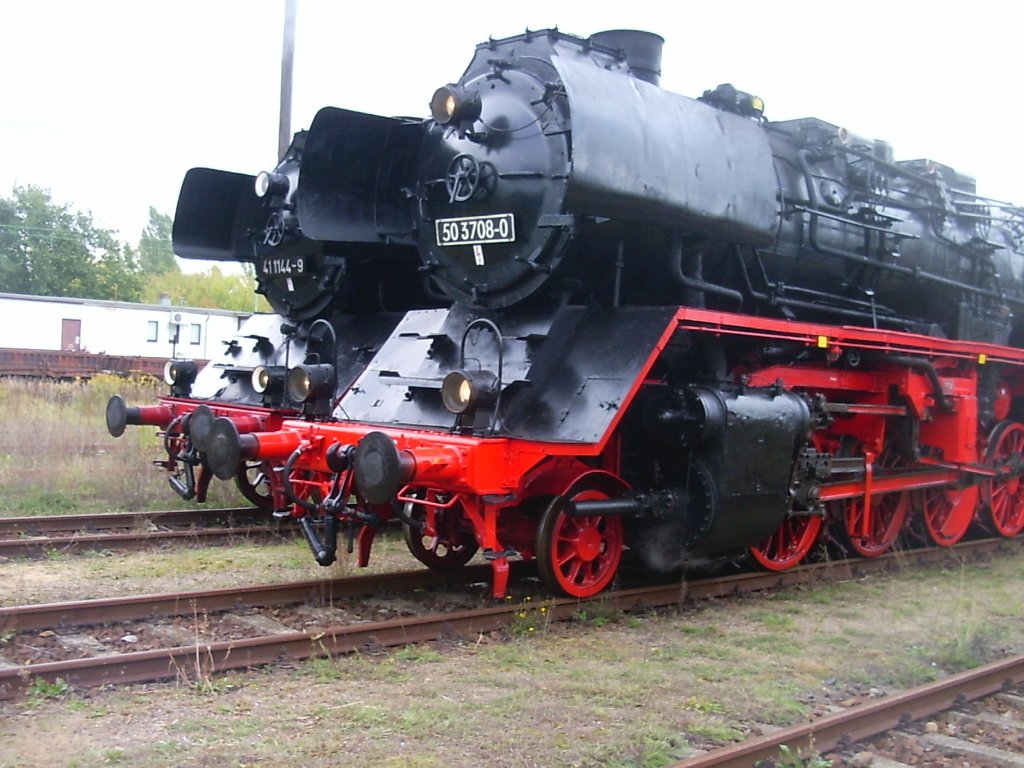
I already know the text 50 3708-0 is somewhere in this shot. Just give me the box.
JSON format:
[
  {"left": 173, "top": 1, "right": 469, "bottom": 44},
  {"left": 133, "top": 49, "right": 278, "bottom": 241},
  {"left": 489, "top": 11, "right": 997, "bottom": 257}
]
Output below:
[{"left": 435, "top": 214, "right": 516, "bottom": 247}]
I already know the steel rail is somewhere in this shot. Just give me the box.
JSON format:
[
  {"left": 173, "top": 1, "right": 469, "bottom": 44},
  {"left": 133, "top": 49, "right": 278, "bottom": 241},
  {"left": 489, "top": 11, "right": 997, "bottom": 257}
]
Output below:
[
  {"left": 0, "top": 537, "right": 1015, "bottom": 700},
  {"left": 0, "top": 507, "right": 261, "bottom": 537},
  {"left": 0, "top": 563, "right": 504, "bottom": 632},
  {"left": 669, "top": 654, "right": 1024, "bottom": 768}
]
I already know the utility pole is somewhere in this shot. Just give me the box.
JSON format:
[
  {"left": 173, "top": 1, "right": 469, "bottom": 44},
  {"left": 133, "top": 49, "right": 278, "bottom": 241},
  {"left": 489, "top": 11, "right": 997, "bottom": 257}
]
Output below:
[{"left": 278, "top": 0, "right": 297, "bottom": 161}]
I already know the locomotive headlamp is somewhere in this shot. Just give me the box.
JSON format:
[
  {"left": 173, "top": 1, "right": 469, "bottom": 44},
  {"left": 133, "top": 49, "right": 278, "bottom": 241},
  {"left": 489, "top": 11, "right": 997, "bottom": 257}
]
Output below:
[
  {"left": 441, "top": 369, "right": 498, "bottom": 415},
  {"left": 163, "top": 359, "right": 198, "bottom": 387},
  {"left": 430, "top": 84, "right": 482, "bottom": 126},
  {"left": 251, "top": 365, "right": 286, "bottom": 395},
  {"left": 254, "top": 171, "right": 290, "bottom": 199},
  {"left": 699, "top": 83, "right": 765, "bottom": 119},
  {"left": 287, "top": 363, "right": 336, "bottom": 403}
]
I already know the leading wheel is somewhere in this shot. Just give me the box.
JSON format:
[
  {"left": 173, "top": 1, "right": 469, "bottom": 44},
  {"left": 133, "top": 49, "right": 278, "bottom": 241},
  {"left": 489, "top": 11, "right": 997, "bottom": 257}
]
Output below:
[
  {"left": 831, "top": 441, "right": 910, "bottom": 557},
  {"left": 536, "top": 480, "right": 625, "bottom": 598},
  {"left": 918, "top": 486, "right": 978, "bottom": 546},
  {"left": 983, "top": 422, "right": 1024, "bottom": 537},
  {"left": 235, "top": 460, "right": 273, "bottom": 511},
  {"left": 750, "top": 515, "right": 823, "bottom": 571},
  {"left": 402, "top": 492, "right": 479, "bottom": 572}
]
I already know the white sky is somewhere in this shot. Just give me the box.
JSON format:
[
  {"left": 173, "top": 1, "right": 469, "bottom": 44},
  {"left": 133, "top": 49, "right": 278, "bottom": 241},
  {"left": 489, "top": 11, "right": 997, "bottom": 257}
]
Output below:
[{"left": 2, "top": 0, "right": 1021, "bottom": 247}]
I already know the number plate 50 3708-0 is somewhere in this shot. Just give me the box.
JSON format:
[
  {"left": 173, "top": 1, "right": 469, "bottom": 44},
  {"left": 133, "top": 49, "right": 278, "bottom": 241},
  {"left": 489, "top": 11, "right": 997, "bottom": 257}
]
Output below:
[{"left": 435, "top": 214, "right": 516, "bottom": 247}]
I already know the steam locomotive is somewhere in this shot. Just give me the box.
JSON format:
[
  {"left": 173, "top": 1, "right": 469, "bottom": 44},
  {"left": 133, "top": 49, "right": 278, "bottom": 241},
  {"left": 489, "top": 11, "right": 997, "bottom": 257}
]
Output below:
[{"left": 108, "top": 28, "right": 1024, "bottom": 598}]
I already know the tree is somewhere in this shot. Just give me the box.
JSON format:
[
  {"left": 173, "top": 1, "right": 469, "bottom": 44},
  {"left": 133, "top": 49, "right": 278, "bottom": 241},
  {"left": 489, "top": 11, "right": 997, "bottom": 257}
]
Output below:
[
  {"left": 138, "top": 207, "right": 179, "bottom": 275},
  {"left": 141, "top": 265, "right": 270, "bottom": 312},
  {"left": 0, "top": 185, "right": 142, "bottom": 301}
]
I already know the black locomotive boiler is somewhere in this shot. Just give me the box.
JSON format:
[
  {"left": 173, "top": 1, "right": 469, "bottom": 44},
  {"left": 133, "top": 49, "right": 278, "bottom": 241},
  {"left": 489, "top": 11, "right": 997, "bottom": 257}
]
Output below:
[{"left": 128, "top": 28, "right": 1024, "bottom": 597}]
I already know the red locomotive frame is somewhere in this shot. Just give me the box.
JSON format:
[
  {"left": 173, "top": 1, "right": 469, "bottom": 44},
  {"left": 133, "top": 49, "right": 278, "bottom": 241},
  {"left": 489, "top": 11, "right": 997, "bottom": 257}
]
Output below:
[{"left": 209, "top": 308, "right": 1024, "bottom": 598}]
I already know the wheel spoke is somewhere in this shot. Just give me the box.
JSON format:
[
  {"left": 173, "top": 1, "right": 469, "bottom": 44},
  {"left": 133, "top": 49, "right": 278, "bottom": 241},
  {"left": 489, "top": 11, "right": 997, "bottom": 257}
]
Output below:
[
  {"left": 556, "top": 545, "right": 576, "bottom": 568},
  {"left": 565, "top": 559, "right": 583, "bottom": 585}
]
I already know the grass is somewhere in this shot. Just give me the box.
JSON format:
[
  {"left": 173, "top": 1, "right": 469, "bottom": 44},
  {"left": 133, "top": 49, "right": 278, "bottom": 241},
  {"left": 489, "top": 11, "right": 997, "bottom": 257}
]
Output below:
[
  {"left": 0, "top": 532, "right": 413, "bottom": 608},
  {"left": 0, "top": 375, "right": 248, "bottom": 515},
  {"left": 26, "top": 676, "right": 69, "bottom": 702}
]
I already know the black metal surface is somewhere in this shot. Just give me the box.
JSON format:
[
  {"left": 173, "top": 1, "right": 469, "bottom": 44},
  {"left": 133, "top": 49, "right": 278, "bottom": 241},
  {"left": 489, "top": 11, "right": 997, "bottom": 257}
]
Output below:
[
  {"left": 337, "top": 304, "right": 571, "bottom": 431},
  {"left": 624, "top": 384, "right": 813, "bottom": 570},
  {"left": 173, "top": 137, "right": 347, "bottom": 321},
  {"left": 338, "top": 303, "right": 676, "bottom": 444},
  {"left": 188, "top": 311, "right": 402, "bottom": 407},
  {"left": 760, "top": 119, "right": 1024, "bottom": 341},
  {"left": 206, "top": 418, "right": 242, "bottom": 481},
  {"left": 297, "top": 107, "right": 424, "bottom": 244},
  {"left": 353, "top": 431, "right": 408, "bottom": 504},
  {"left": 587, "top": 30, "right": 664, "bottom": 85},
  {"left": 414, "top": 64, "right": 573, "bottom": 308},
  {"left": 555, "top": 55, "right": 777, "bottom": 245},
  {"left": 188, "top": 405, "right": 215, "bottom": 451},
  {"left": 506, "top": 305, "right": 678, "bottom": 442},
  {"left": 172, "top": 167, "right": 251, "bottom": 262},
  {"left": 693, "top": 387, "right": 812, "bottom": 554},
  {"left": 173, "top": 129, "right": 438, "bottom": 324},
  {"left": 105, "top": 394, "right": 129, "bottom": 437}
]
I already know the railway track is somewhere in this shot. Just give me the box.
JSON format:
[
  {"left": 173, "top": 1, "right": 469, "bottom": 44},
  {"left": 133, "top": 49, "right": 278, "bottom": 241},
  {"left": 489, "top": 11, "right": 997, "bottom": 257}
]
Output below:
[
  {"left": 671, "top": 657, "right": 1024, "bottom": 767},
  {"left": 0, "top": 537, "right": 1016, "bottom": 701},
  {"left": 0, "top": 506, "right": 293, "bottom": 557}
]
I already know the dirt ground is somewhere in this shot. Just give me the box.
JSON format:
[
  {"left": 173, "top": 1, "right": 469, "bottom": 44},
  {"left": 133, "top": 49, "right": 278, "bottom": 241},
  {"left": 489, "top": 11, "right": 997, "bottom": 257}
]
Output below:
[{"left": 1, "top": 544, "right": 1022, "bottom": 768}]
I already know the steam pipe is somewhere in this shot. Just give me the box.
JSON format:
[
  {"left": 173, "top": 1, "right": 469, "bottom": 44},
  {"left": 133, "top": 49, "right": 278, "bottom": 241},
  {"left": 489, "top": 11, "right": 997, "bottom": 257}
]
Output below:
[
  {"left": 668, "top": 233, "right": 744, "bottom": 306},
  {"left": 565, "top": 496, "right": 642, "bottom": 517},
  {"left": 735, "top": 246, "right": 903, "bottom": 326}
]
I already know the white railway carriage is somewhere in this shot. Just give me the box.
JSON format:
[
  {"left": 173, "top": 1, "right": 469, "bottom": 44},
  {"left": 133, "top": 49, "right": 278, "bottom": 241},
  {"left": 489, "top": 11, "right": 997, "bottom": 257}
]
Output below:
[{"left": 0, "top": 292, "right": 250, "bottom": 378}]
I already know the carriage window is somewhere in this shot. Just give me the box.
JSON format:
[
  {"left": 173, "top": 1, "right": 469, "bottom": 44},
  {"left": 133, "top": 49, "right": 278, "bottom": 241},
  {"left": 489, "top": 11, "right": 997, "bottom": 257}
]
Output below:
[
  {"left": 146, "top": 321, "right": 158, "bottom": 342},
  {"left": 190, "top": 323, "right": 201, "bottom": 345}
]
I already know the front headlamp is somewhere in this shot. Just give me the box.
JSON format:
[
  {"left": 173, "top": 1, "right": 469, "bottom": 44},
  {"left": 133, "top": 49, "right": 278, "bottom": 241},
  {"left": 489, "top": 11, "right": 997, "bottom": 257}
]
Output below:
[
  {"left": 163, "top": 359, "right": 198, "bottom": 387},
  {"left": 287, "top": 363, "right": 335, "bottom": 403},
  {"left": 254, "top": 171, "right": 289, "bottom": 199},
  {"left": 251, "top": 365, "right": 286, "bottom": 395},
  {"left": 429, "top": 84, "right": 482, "bottom": 126},
  {"left": 441, "top": 369, "right": 498, "bottom": 415},
  {"left": 163, "top": 359, "right": 198, "bottom": 396}
]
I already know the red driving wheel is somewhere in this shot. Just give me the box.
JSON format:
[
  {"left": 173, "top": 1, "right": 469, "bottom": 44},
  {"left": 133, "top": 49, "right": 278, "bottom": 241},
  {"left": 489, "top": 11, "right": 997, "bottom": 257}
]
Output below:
[
  {"left": 536, "top": 480, "right": 625, "bottom": 598},
  {"left": 918, "top": 486, "right": 978, "bottom": 546},
  {"left": 750, "top": 514, "right": 822, "bottom": 572},
  {"left": 983, "top": 422, "right": 1024, "bottom": 537},
  {"left": 402, "top": 491, "right": 480, "bottom": 572},
  {"left": 831, "top": 442, "right": 909, "bottom": 557}
]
